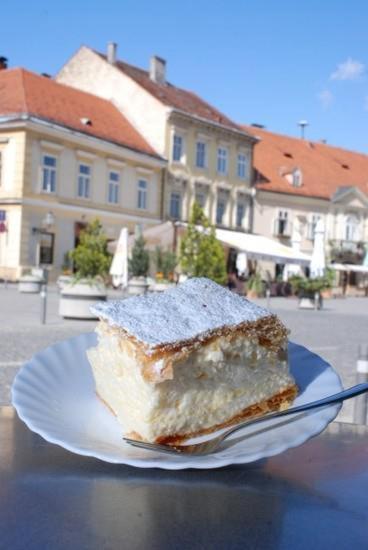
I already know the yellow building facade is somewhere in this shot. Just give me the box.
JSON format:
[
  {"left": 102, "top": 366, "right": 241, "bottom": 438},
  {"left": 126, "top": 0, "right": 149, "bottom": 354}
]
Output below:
[{"left": 0, "top": 70, "right": 165, "bottom": 281}]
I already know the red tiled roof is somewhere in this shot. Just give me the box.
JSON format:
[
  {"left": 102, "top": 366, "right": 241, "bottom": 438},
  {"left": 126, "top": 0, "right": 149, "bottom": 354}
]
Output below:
[
  {"left": 97, "top": 53, "right": 246, "bottom": 133},
  {"left": 0, "top": 68, "right": 160, "bottom": 158},
  {"left": 242, "top": 125, "right": 368, "bottom": 200}
]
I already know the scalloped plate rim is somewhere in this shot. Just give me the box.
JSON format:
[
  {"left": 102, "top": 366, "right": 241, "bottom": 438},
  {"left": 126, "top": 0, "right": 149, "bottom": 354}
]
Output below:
[{"left": 11, "top": 333, "right": 343, "bottom": 470}]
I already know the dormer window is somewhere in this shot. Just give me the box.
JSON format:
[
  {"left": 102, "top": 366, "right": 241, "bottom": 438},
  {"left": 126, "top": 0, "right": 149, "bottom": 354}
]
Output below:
[{"left": 292, "top": 168, "right": 302, "bottom": 187}]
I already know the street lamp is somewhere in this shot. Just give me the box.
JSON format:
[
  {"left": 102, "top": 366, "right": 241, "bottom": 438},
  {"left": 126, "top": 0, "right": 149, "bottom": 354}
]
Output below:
[{"left": 42, "top": 211, "right": 55, "bottom": 230}]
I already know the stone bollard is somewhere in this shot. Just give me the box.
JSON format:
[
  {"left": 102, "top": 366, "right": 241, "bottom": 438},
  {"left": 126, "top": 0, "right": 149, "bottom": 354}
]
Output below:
[
  {"left": 266, "top": 288, "right": 271, "bottom": 310},
  {"left": 353, "top": 344, "right": 368, "bottom": 424},
  {"left": 40, "top": 283, "right": 47, "bottom": 324}
]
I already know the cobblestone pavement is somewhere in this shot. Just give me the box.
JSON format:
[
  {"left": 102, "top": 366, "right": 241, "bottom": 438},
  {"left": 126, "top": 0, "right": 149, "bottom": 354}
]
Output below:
[{"left": 1, "top": 284, "right": 367, "bottom": 423}]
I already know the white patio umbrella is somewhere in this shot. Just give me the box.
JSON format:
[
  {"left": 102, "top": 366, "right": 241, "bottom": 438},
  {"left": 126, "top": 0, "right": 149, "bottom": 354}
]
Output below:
[
  {"left": 109, "top": 227, "right": 128, "bottom": 288},
  {"left": 310, "top": 219, "right": 326, "bottom": 278},
  {"left": 282, "top": 222, "right": 303, "bottom": 281},
  {"left": 236, "top": 252, "right": 248, "bottom": 277}
]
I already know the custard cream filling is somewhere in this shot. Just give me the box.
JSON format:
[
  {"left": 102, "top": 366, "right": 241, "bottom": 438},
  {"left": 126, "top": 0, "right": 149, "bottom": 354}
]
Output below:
[{"left": 88, "top": 328, "right": 294, "bottom": 442}]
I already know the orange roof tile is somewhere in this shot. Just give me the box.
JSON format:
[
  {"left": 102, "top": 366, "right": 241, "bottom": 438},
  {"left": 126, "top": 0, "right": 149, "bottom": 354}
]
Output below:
[
  {"left": 242, "top": 125, "right": 368, "bottom": 200},
  {"left": 0, "top": 68, "right": 160, "bottom": 158},
  {"left": 97, "top": 53, "right": 246, "bottom": 133}
]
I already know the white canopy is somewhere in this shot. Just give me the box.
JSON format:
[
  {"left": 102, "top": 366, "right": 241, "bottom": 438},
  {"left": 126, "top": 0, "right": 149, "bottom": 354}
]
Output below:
[
  {"left": 214, "top": 227, "right": 311, "bottom": 266},
  {"left": 110, "top": 222, "right": 312, "bottom": 267},
  {"left": 329, "top": 263, "right": 368, "bottom": 274}
]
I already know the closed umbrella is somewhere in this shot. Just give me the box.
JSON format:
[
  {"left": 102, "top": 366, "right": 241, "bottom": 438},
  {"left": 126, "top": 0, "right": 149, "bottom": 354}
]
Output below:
[
  {"left": 236, "top": 252, "right": 248, "bottom": 277},
  {"left": 109, "top": 227, "right": 128, "bottom": 288},
  {"left": 310, "top": 219, "right": 326, "bottom": 278},
  {"left": 283, "top": 222, "right": 303, "bottom": 281}
]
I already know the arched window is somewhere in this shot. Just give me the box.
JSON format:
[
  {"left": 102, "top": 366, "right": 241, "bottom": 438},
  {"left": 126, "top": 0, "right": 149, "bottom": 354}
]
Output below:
[{"left": 345, "top": 214, "right": 360, "bottom": 242}]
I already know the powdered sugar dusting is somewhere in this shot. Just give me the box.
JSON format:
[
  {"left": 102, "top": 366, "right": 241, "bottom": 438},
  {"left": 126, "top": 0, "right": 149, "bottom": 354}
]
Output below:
[{"left": 91, "top": 278, "right": 270, "bottom": 348}]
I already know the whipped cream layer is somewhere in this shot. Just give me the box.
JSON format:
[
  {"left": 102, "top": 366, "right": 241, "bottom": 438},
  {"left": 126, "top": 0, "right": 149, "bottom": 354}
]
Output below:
[{"left": 88, "top": 327, "right": 295, "bottom": 443}]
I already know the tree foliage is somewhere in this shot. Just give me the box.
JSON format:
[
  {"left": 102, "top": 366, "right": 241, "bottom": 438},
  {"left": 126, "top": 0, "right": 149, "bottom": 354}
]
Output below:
[
  {"left": 69, "top": 218, "right": 111, "bottom": 281},
  {"left": 129, "top": 236, "right": 150, "bottom": 277},
  {"left": 153, "top": 246, "right": 177, "bottom": 279},
  {"left": 180, "top": 202, "right": 227, "bottom": 285}
]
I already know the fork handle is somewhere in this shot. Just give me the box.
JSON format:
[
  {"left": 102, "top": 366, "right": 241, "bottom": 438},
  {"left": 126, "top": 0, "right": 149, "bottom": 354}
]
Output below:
[{"left": 224, "top": 382, "right": 368, "bottom": 440}]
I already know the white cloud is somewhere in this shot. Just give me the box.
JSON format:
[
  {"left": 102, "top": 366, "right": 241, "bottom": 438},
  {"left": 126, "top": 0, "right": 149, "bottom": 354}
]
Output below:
[
  {"left": 330, "top": 58, "right": 365, "bottom": 80},
  {"left": 318, "top": 89, "right": 333, "bottom": 108}
]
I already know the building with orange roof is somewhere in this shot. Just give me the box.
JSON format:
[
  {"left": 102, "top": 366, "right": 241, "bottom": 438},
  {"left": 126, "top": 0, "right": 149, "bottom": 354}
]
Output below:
[
  {"left": 243, "top": 125, "right": 368, "bottom": 282},
  {"left": 57, "top": 43, "right": 257, "bottom": 231},
  {"left": 0, "top": 65, "right": 165, "bottom": 281}
]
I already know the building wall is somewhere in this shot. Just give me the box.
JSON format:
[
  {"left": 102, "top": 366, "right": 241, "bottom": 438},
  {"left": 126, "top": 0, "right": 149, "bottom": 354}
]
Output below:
[
  {"left": 56, "top": 46, "right": 168, "bottom": 155},
  {"left": 253, "top": 189, "right": 368, "bottom": 277},
  {"left": 165, "top": 114, "right": 254, "bottom": 230},
  {"left": 57, "top": 47, "right": 256, "bottom": 232},
  {"left": 0, "top": 123, "right": 164, "bottom": 281}
]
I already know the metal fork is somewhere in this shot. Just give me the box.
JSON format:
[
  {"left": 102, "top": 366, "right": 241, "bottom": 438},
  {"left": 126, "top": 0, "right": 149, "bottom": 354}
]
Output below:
[{"left": 123, "top": 383, "right": 368, "bottom": 456}]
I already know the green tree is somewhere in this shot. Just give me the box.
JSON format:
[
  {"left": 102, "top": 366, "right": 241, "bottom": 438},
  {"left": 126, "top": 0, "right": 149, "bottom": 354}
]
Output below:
[
  {"left": 154, "top": 246, "right": 177, "bottom": 279},
  {"left": 180, "top": 202, "right": 227, "bottom": 284},
  {"left": 129, "top": 236, "right": 150, "bottom": 277},
  {"left": 69, "top": 218, "right": 111, "bottom": 281}
]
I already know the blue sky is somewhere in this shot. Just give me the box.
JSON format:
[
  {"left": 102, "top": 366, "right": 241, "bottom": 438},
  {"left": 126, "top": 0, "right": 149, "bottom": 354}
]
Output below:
[{"left": 3, "top": 0, "right": 368, "bottom": 152}]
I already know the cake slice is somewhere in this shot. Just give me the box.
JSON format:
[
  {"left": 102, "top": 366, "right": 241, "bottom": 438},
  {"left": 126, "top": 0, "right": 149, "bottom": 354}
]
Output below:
[{"left": 88, "top": 277, "right": 297, "bottom": 444}]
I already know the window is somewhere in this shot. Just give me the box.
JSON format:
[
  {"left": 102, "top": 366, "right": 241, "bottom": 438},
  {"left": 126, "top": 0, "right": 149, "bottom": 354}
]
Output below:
[
  {"left": 108, "top": 171, "right": 120, "bottom": 204},
  {"left": 217, "top": 147, "right": 228, "bottom": 174},
  {"left": 345, "top": 214, "right": 360, "bottom": 242},
  {"left": 237, "top": 153, "right": 248, "bottom": 179},
  {"left": 77, "top": 163, "right": 91, "bottom": 199},
  {"left": 307, "top": 214, "right": 321, "bottom": 240},
  {"left": 195, "top": 190, "right": 206, "bottom": 208},
  {"left": 196, "top": 141, "right": 207, "bottom": 168},
  {"left": 172, "top": 134, "right": 183, "bottom": 162},
  {"left": 137, "top": 179, "right": 147, "bottom": 209},
  {"left": 42, "top": 155, "right": 57, "bottom": 193},
  {"left": 274, "top": 210, "right": 290, "bottom": 236},
  {"left": 216, "top": 200, "right": 226, "bottom": 225},
  {"left": 236, "top": 202, "right": 246, "bottom": 227},
  {"left": 169, "top": 192, "right": 181, "bottom": 218},
  {"left": 292, "top": 169, "right": 302, "bottom": 187}
]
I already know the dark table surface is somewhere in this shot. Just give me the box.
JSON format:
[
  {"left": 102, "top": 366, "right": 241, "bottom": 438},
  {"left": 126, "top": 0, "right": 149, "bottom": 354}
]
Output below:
[{"left": 1, "top": 406, "right": 368, "bottom": 550}]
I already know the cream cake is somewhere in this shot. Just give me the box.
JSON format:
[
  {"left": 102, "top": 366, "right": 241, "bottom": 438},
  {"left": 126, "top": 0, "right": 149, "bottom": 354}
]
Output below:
[{"left": 88, "top": 277, "right": 298, "bottom": 444}]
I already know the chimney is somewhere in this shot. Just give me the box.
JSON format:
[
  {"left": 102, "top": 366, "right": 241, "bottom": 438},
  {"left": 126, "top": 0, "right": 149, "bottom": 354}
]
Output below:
[
  {"left": 107, "top": 42, "right": 117, "bottom": 65},
  {"left": 150, "top": 55, "right": 166, "bottom": 84},
  {"left": 0, "top": 57, "right": 8, "bottom": 70}
]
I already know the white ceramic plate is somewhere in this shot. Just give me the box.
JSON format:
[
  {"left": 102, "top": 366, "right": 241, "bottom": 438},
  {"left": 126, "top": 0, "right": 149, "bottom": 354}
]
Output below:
[{"left": 12, "top": 333, "right": 342, "bottom": 470}]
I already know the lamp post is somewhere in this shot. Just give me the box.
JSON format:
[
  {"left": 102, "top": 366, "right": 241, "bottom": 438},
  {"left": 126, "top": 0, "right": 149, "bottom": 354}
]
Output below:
[{"left": 36, "top": 211, "right": 55, "bottom": 324}]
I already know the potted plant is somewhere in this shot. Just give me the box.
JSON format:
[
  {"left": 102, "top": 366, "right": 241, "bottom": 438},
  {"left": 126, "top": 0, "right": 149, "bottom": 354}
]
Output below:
[
  {"left": 18, "top": 269, "right": 45, "bottom": 294},
  {"left": 59, "top": 219, "right": 111, "bottom": 319},
  {"left": 152, "top": 247, "right": 177, "bottom": 291},
  {"left": 292, "top": 273, "right": 332, "bottom": 310},
  {"left": 128, "top": 236, "right": 150, "bottom": 295},
  {"left": 246, "top": 272, "right": 264, "bottom": 299},
  {"left": 57, "top": 251, "right": 73, "bottom": 291}
]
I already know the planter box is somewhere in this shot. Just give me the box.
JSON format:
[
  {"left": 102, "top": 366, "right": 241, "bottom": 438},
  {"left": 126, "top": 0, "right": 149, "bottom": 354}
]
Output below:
[
  {"left": 298, "top": 292, "right": 323, "bottom": 310},
  {"left": 18, "top": 275, "right": 44, "bottom": 294},
  {"left": 150, "top": 282, "right": 173, "bottom": 293},
  {"left": 128, "top": 278, "right": 149, "bottom": 296},
  {"left": 59, "top": 281, "right": 107, "bottom": 319}
]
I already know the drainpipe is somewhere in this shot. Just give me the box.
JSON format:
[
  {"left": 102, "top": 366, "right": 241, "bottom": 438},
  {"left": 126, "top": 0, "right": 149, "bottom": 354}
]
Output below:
[{"left": 160, "top": 168, "right": 167, "bottom": 221}]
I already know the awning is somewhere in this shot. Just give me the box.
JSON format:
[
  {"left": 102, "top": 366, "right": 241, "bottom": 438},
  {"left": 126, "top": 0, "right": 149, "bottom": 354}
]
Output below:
[
  {"left": 329, "top": 263, "right": 368, "bottom": 274},
  {"left": 115, "top": 222, "right": 312, "bottom": 266},
  {"left": 214, "top": 227, "right": 311, "bottom": 265}
]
